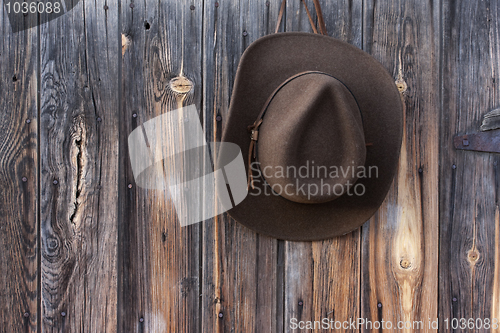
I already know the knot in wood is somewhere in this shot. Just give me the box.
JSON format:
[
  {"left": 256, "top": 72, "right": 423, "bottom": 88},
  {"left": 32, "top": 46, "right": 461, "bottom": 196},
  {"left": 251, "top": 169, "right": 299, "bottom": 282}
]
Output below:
[
  {"left": 396, "top": 79, "right": 407, "bottom": 93},
  {"left": 400, "top": 258, "right": 411, "bottom": 269},
  {"left": 468, "top": 249, "right": 480, "bottom": 262},
  {"left": 170, "top": 76, "right": 193, "bottom": 94}
]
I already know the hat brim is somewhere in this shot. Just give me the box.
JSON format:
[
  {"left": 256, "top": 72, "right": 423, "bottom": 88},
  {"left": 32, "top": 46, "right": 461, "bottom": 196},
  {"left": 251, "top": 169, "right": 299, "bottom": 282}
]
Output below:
[{"left": 219, "top": 32, "right": 403, "bottom": 241}]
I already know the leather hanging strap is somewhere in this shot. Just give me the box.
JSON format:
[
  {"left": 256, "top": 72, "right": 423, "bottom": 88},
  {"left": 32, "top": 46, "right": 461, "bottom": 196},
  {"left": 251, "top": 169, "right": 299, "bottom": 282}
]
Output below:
[
  {"left": 312, "top": 0, "right": 327, "bottom": 35},
  {"left": 275, "top": 0, "right": 328, "bottom": 35}
]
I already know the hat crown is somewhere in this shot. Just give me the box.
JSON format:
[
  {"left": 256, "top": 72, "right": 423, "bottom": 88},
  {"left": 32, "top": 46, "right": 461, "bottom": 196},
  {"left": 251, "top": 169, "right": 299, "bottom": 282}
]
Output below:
[{"left": 257, "top": 73, "right": 366, "bottom": 204}]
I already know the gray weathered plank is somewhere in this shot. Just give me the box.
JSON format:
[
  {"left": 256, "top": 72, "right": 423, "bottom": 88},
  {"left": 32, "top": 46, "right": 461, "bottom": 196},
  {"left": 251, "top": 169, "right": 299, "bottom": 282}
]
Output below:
[
  {"left": 201, "top": 0, "right": 282, "bottom": 332},
  {"left": 39, "top": 0, "right": 119, "bottom": 331},
  {"left": 361, "top": 0, "right": 440, "bottom": 331},
  {"left": 440, "top": 0, "right": 500, "bottom": 329},
  {"left": 282, "top": 1, "right": 363, "bottom": 332},
  {"left": 0, "top": 5, "right": 39, "bottom": 333},
  {"left": 118, "top": 0, "right": 203, "bottom": 332}
]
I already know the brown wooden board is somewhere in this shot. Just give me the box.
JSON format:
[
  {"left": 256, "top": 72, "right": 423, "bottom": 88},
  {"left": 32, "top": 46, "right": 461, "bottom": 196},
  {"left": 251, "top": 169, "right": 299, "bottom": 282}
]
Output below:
[
  {"left": 282, "top": 1, "right": 363, "bottom": 333},
  {"left": 0, "top": 4, "right": 39, "bottom": 333},
  {"left": 39, "top": 0, "right": 119, "bottom": 331},
  {"left": 118, "top": 0, "right": 203, "bottom": 332},
  {"left": 361, "top": 0, "right": 440, "bottom": 332},
  {"left": 201, "top": 1, "right": 281, "bottom": 332},
  {"left": 440, "top": 0, "right": 500, "bottom": 331}
]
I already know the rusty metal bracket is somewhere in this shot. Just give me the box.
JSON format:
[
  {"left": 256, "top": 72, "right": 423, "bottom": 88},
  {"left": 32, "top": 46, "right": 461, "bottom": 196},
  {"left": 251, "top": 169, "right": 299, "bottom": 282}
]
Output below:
[
  {"left": 454, "top": 108, "right": 500, "bottom": 154},
  {"left": 454, "top": 129, "right": 500, "bottom": 154}
]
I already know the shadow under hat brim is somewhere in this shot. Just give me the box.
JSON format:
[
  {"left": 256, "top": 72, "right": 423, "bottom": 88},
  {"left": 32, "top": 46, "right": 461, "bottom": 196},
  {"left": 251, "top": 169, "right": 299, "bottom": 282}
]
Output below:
[{"left": 219, "top": 32, "right": 403, "bottom": 241}]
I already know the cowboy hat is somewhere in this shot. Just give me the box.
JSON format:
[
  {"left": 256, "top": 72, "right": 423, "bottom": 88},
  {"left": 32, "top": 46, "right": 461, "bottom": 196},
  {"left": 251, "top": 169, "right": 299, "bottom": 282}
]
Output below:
[{"left": 217, "top": 2, "right": 403, "bottom": 241}]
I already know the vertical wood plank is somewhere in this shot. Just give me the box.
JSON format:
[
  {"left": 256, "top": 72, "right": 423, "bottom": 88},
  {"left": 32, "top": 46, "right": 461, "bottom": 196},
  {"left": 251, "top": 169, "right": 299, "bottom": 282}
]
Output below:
[
  {"left": 440, "top": 0, "right": 500, "bottom": 330},
  {"left": 118, "top": 0, "right": 203, "bottom": 332},
  {"left": 0, "top": 5, "right": 39, "bottom": 333},
  {"left": 39, "top": 0, "right": 119, "bottom": 331},
  {"left": 201, "top": 0, "right": 281, "bottom": 332},
  {"left": 283, "top": 1, "right": 363, "bottom": 333},
  {"left": 361, "top": 0, "right": 440, "bottom": 331}
]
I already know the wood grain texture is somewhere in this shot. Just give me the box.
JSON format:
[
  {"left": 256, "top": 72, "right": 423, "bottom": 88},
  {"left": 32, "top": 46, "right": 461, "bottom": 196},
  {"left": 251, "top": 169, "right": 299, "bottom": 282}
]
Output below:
[
  {"left": 440, "top": 0, "right": 500, "bottom": 330},
  {"left": 201, "top": 1, "right": 281, "bottom": 332},
  {"left": 39, "top": 0, "right": 119, "bottom": 331},
  {"left": 0, "top": 4, "right": 39, "bottom": 333},
  {"left": 118, "top": 0, "right": 203, "bottom": 332},
  {"left": 4, "top": 1, "right": 500, "bottom": 332},
  {"left": 282, "top": 1, "right": 363, "bottom": 332},
  {"left": 361, "top": 0, "right": 440, "bottom": 331}
]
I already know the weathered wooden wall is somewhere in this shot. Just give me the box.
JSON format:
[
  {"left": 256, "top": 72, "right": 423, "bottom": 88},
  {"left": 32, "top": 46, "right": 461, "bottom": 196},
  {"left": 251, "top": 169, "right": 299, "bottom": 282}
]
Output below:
[{"left": 0, "top": 0, "right": 499, "bottom": 332}]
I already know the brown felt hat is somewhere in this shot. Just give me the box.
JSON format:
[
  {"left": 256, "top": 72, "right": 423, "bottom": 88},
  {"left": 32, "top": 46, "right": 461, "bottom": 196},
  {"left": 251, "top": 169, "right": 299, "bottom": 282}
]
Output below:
[{"left": 218, "top": 31, "right": 403, "bottom": 241}]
